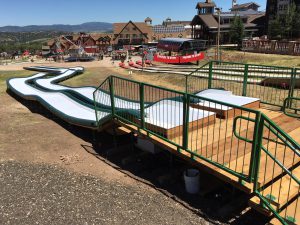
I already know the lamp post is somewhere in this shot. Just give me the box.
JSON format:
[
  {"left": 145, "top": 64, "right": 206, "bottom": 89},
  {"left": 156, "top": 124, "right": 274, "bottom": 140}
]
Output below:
[{"left": 215, "top": 7, "right": 222, "bottom": 62}]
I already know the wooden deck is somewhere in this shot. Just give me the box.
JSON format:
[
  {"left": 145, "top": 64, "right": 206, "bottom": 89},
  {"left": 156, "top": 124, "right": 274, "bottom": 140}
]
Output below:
[
  {"left": 113, "top": 104, "right": 300, "bottom": 224},
  {"left": 191, "top": 100, "right": 261, "bottom": 119},
  {"left": 115, "top": 106, "right": 300, "bottom": 194},
  {"left": 268, "top": 197, "right": 300, "bottom": 225}
]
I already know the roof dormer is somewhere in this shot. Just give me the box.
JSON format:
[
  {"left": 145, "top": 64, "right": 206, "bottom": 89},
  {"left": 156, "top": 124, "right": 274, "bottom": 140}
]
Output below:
[{"left": 196, "top": 1, "right": 216, "bottom": 15}]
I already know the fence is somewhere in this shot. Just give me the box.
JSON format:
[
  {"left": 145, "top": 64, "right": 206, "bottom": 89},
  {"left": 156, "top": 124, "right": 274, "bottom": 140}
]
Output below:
[
  {"left": 187, "top": 61, "right": 300, "bottom": 116},
  {"left": 94, "top": 76, "right": 264, "bottom": 181},
  {"left": 242, "top": 40, "right": 300, "bottom": 56},
  {"left": 253, "top": 114, "right": 300, "bottom": 225},
  {"left": 93, "top": 65, "right": 300, "bottom": 224}
]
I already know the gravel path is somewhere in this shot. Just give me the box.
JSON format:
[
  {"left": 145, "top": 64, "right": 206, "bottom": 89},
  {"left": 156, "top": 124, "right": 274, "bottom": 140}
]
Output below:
[{"left": 0, "top": 161, "right": 209, "bottom": 225}]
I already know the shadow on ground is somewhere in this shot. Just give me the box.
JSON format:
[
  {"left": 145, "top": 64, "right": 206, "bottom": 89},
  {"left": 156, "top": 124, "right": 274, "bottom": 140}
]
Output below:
[{"left": 7, "top": 90, "right": 269, "bottom": 225}]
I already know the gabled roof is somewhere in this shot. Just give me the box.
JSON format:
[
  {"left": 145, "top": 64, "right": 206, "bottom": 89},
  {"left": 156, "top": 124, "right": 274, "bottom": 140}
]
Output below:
[
  {"left": 47, "top": 40, "right": 55, "bottom": 46},
  {"left": 113, "top": 21, "right": 151, "bottom": 34},
  {"left": 196, "top": 1, "right": 216, "bottom": 8},
  {"left": 231, "top": 2, "right": 260, "bottom": 10},
  {"left": 191, "top": 13, "right": 263, "bottom": 30},
  {"left": 90, "top": 33, "right": 113, "bottom": 40},
  {"left": 113, "top": 21, "right": 151, "bottom": 40},
  {"left": 191, "top": 14, "right": 219, "bottom": 28},
  {"left": 247, "top": 13, "right": 265, "bottom": 23}
]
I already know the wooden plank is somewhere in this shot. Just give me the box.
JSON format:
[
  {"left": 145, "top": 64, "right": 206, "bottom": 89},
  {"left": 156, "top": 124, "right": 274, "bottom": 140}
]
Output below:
[
  {"left": 225, "top": 120, "right": 300, "bottom": 185},
  {"left": 134, "top": 114, "right": 216, "bottom": 139},
  {"left": 114, "top": 119, "right": 253, "bottom": 193},
  {"left": 269, "top": 197, "right": 300, "bottom": 225},
  {"left": 249, "top": 196, "right": 274, "bottom": 216},
  {"left": 113, "top": 108, "right": 300, "bottom": 196},
  {"left": 186, "top": 109, "right": 281, "bottom": 157},
  {"left": 188, "top": 109, "right": 284, "bottom": 169},
  {"left": 249, "top": 166, "right": 300, "bottom": 212},
  {"left": 191, "top": 100, "right": 260, "bottom": 119}
]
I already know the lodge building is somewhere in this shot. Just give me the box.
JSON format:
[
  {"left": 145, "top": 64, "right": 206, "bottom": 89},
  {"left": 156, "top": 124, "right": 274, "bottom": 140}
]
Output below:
[
  {"left": 47, "top": 0, "right": 269, "bottom": 53},
  {"left": 266, "top": 0, "right": 300, "bottom": 37},
  {"left": 47, "top": 17, "right": 193, "bottom": 53},
  {"left": 191, "top": 0, "right": 265, "bottom": 43}
]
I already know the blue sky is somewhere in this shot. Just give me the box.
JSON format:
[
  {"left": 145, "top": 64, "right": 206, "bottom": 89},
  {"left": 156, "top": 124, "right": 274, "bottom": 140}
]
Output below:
[{"left": 0, "top": 0, "right": 267, "bottom": 26}]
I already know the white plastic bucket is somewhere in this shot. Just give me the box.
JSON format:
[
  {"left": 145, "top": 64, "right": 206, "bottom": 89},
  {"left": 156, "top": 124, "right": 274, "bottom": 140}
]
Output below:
[{"left": 184, "top": 169, "right": 200, "bottom": 194}]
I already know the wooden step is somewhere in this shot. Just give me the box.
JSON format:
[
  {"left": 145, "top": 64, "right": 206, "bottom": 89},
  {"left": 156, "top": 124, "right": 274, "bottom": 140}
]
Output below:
[
  {"left": 269, "top": 197, "right": 300, "bottom": 225},
  {"left": 249, "top": 165, "right": 300, "bottom": 215},
  {"left": 235, "top": 126, "right": 300, "bottom": 187},
  {"left": 225, "top": 115, "right": 300, "bottom": 188}
]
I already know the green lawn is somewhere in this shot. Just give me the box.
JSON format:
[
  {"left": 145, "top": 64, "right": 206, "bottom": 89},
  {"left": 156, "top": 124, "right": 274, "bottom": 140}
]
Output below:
[
  {"left": 220, "top": 50, "right": 300, "bottom": 68},
  {"left": 0, "top": 70, "right": 33, "bottom": 94}
]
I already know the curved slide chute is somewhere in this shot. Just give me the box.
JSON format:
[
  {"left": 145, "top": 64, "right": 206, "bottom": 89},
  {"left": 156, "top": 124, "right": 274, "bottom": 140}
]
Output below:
[
  {"left": 7, "top": 69, "right": 110, "bottom": 128},
  {"left": 27, "top": 66, "right": 143, "bottom": 110},
  {"left": 7, "top": 66, "right": 217, "bottom": 132}
]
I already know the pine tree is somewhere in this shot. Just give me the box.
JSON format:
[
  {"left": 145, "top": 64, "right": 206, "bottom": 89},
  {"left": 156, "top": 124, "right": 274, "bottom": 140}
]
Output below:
[
  {"left": 229, "top": 16, "right": 245, "bottom": 49},
  {"left": 268, "top": 17, "right": 282, "bottom": 39},
  {"left": 268, "top": 1, "right": 300, "bottom": 40}
]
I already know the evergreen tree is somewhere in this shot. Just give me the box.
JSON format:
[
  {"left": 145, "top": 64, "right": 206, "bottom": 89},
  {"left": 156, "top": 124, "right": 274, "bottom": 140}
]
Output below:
[
  {"left": 268, "top": 16, "right": 282, "bottom": 39},
  {"left": 284, "top": 2, "right": 295, "bottom": 38},
  {"left": 268, "top": 1, "right": 300, "bottom": 40},
  {"left": 284, "top": 2, "right": 300, "bottom": 39},
  {"left": 229, "top": 16, "right": 245, "bottom": 49}
]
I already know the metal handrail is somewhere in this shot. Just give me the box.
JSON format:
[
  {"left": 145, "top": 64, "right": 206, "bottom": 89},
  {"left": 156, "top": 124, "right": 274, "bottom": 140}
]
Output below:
[{"left": 93, "top": 63, "right": 300, "bottom": 225}]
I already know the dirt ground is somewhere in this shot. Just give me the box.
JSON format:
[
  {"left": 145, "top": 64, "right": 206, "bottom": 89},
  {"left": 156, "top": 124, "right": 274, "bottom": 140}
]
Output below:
[
  {"left": 0, "top": 61, "right": 171, "bottom": 184},
  {"left": 0, "top": 61, "right": 272, "bottom": 225},
  {"left": 0, "top": 60, "right": 187, "bottom": 181},
  {"left": 0, "top": 62, "right": 215, "bottom": 224}
]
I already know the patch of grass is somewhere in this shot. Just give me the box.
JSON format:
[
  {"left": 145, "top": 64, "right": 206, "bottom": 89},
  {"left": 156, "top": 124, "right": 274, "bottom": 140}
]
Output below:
[
  {"left": 0, "top": 70, "right": 33, "bottom": 93},
  {"left": 221, "top": 50, "right": 300, "bottom": 67},
  {"left": 61, "top": 67, "right": 119, "bottom": 87}
]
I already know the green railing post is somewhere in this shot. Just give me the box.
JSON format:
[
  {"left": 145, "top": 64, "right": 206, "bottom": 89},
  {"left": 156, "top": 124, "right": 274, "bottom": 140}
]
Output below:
[
  {"left": 185, "top": 75, "right": 188, "bottom": 93},
  {"left": 139, "top": 83, "right": 145, "bottom": 129},
  {"left": 208, "top": 61, "right": 213, "bottom": 89},
  {"left": 108, "top": 77, "right": 115, "bottom": 117},
  {"left": 242, "top": 64, "right": 249, "bottom": 96},
  {"left": 182, "top": 94, "right": 190, "bottom": 151},
  {"left": 251, "top": 113, "right": 264, "bottom": 190},
  {"left": 288, "top": 68, "right": 297, "bottom": 109},
  {"left": 93, "top": 91, "right": 99, "bottom": 127}
]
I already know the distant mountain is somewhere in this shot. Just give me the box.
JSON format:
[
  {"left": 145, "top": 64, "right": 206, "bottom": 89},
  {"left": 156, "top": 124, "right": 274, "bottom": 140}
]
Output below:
[{"left": 0, "top": 22, "right": 113, "bottom": 32}]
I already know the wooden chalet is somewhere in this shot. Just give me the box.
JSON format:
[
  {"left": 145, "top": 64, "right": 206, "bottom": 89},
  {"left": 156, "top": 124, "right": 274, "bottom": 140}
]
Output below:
[
  {"left": 113, "top": 21, "right": 152, "bottom": 46},
  {"left": 191, "top": 0, "right": 265, "bottom": 44},
  {"left": 91, "top": 34, "right": 113, "bottom": 52}
]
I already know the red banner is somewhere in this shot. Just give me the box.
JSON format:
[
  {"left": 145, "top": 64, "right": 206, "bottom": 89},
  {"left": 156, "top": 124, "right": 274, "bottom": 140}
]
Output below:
[
  {"left": 153, "top": 52, "right": 204, "bottom": 64},
  {"left": 153, "top": 54, "right": 180, "bottom": 64},
  {"left": 180, "top": 52, "right": 205, "bottom": 63}
]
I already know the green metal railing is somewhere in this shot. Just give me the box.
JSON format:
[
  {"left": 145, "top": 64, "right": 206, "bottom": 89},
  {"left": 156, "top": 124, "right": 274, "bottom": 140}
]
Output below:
[
  {"left": 253, "top": 114, "right": 300, "bottom": 225},
  {"left": 94, "top": 76, "right": 263, "bottom": 181},
  {"left": 93, "top": 61, "right": 300, "bottom": 224},
  {"left": 187, "top": 61, "right": 300, "bottom": 112}
]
